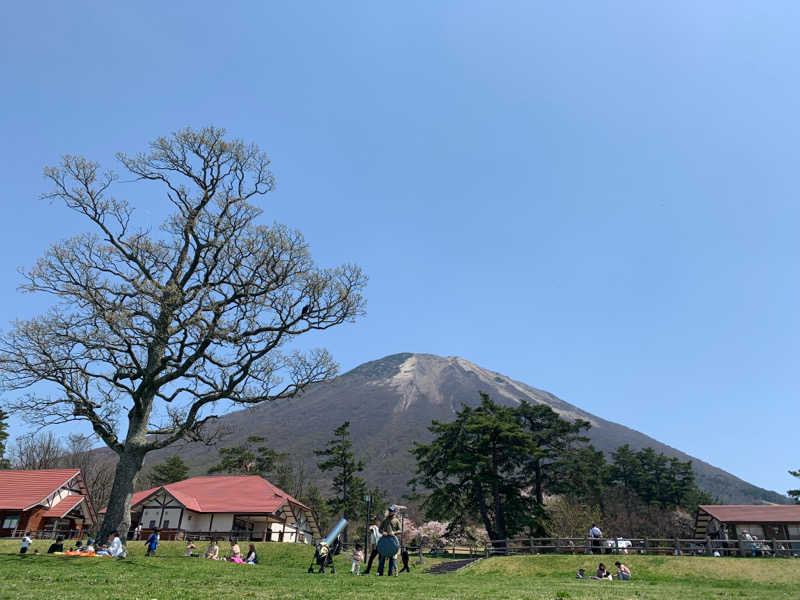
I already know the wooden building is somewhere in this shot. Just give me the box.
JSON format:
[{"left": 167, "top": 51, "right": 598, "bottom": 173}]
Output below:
[
  {"left": 111, "top": 475, "right": 319, "bottom": 542},
  {"left": 0, "top": 469, "right": 96, "bottom": 538},
  {"left": 695, "top": 504, "right": 800, "bottom": 550}
]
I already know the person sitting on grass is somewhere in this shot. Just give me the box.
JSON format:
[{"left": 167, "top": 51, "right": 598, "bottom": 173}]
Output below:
[
  {"left": 226, "top": 539, "right": 243, "bottom": 562},
  {"left": 204, "top": 539, "right": 220, "bottom": 560},
  {"left": 98, "top": 531, "right": 126, "bottom": 557},
  {"left": 19, "top": 531, "right": 32, "bottom": 554},
  {"left": 590, "top": 563, "right": 612, "bottom": 580},
  {"left": 47, "top": 535, "right": 65, "bottom": 554},
  {"left": 244, "top": 544, "right": 258, "bottom": 564},
  {"left": 576, "top": 568, "right": 585, "bottom": 579},
  {"left": 615, "top": 561, "right": 631, "bottom": 580},
  {"left": 184, "top": 540, "right": 197, "bottom": 557},
  {"left": 85, "top": 538, "right": 95, "bottom": 554}
]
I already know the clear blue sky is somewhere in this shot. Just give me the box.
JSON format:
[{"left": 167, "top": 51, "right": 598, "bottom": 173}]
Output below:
[{"left": 1, "top": 1, "right": 798, "bottom": 495}]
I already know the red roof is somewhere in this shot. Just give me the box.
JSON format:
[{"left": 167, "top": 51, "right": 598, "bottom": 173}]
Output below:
[
  {"left": 700, "top": 505, "right": 800, "bottom": 523},
  {"left": 0, "top": 469, "right": 82, "bottom": 510},
  {"left": 108, "top": 475, "right": 310, "bottom": 514},
  {"left": 41, "top": 494, "right": 88, "bottom": 519}
]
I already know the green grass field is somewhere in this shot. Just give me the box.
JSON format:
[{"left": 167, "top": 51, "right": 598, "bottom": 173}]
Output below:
[{"left": 2, "top": 539, "right": 799, "bottom": 599}]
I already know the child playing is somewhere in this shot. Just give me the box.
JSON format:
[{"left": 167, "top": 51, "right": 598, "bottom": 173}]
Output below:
[
  {"left": 351, "top": 543, "right": 364, "bottom": 575},
  {"left": 145, "top": 528, "right": 159, "bottom": 556},
  {"left": 184, "top": 540, "right": 197, "bottom": 557},
  {"left": 19, "top": 532, "right": 32, "bottom": 554}
]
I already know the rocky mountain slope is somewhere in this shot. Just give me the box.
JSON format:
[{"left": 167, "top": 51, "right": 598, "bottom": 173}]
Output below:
[{"left": 161, "top": 353, "right": 787, "bottom": 505}]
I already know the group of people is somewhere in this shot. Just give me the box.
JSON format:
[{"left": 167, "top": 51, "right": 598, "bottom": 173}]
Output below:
[
  {"left": 576, "top": 561, "right": 632, "bottom": 581},
  {"left": 18, "top": 531, "right": 125, "bottom": 558},
  {"left": 350, "top": 504, "right": 410, "bottom": 576},
  {"left": 190, "top": 538, "right": 258, "bottom": 564}
]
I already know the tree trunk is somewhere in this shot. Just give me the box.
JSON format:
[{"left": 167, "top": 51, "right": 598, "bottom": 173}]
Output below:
[{"left": 98, "top": 446, "right": 145, "bottom": 540}]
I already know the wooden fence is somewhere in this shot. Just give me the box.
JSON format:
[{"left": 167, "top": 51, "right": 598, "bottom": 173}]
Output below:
[{"left": 484, "top": 536, "right": 800, "bottom": 558}]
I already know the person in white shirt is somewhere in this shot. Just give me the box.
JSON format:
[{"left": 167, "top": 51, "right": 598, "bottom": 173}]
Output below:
[
  {"left": 19, "top": 532, "right": 32, "bottom": 554},
  {"left": 362, "top": 516, "right": 382, "bottom": 574},
  {"left": 98, "top": 531, "right": 125, "bottom": 557}
]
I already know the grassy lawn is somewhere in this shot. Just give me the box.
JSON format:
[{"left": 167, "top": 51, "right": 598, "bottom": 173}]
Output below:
[{"left": 2, "top": 539, "right": 799, "bottom": 599}]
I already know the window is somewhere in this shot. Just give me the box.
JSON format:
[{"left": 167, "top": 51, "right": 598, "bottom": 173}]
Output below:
[
  {"left": 2, "top": 515, "right": 20, "bottom": 529},
  {"left": 149, "top": 520, "right": 156, "bottom": 528},
  {"left": 162, "top": 520, "right": 170, "bottom": 528}
]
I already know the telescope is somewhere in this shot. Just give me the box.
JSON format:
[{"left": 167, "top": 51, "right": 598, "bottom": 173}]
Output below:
[{"left": 307, "top": 517, "right": 347, "bottom": 574}]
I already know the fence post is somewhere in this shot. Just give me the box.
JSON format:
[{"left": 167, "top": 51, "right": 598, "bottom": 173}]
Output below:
[
  {"left": 771, "top": 538, "right": 777, "bottom": 557},
  {"left": 705, "top": 536, "right": 712, "bottom": 556},
  {"left": 642, "top": 538, "right": 648, "bottom": 555},
  {"left": 614, "top": 538, "right": 619, "bottom": 554},
  {"left": 673, "top": 538, "right": 679, "bottom": 556}
]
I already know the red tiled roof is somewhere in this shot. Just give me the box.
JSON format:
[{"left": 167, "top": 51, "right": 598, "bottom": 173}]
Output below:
[
  {"left": 103, "top": 475, "right": 310, "bottom": 514},
  {"left": 41, "top": 494, "right": 88, "bottom": 518},
  {"left": 0, "top": 469, "right": 81, "bottom": 510},
  {"left": 699, "top": 505, "right": 800, "bottom": 523}
]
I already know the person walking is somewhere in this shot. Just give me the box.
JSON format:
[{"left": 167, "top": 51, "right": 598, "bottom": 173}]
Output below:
[
  {"left": 362, "top": 516, "right": 381, "bottom": 574},
  {"left": 145, "top": 528, "right": 160, "bottom": 556}
]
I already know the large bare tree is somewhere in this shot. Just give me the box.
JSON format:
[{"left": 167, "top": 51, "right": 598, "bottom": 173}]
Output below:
[{"left": 0, "top": 126, "right": 366, "bottom": 538}]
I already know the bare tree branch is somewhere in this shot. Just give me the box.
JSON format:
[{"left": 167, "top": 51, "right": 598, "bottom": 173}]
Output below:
[{"left": 0, "top": 126, "right": 366, "bottom": 539}]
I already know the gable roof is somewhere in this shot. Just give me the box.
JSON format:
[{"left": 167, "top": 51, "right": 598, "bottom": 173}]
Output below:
[
  {"left": 41, "top": 493, "right": 89, "bottom": 519},
  {"left": 125, "top": 475, "right": 312, "bottom": 514},
  {"left": 0, "top": 469, "right": 82, "bottom": 511},
  {"left": 699, "top": 505, "right": 800, "bottom": 523}
]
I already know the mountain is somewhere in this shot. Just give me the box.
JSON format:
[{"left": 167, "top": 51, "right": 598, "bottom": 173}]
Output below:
[{"left": 159, "top": 353, "right": 788, "bottom": 505}]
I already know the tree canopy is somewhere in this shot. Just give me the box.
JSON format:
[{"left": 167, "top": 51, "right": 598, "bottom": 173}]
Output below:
[
  {"left": 149, "top": 455, "right": 190, "bottom": 487},
  {"left": 411, "top": 393, "right": 544, "bottom": 542},
  {"left": 789, "top": 469, "right": 800, "bottom": 504},
  {"left": 0, "top": 126, "right": 366, "bottom": 538}
]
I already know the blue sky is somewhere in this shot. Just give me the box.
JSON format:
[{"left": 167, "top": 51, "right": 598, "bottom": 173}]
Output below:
[{"left": 1, "top": 1, "right": 798, "bottom": 495}]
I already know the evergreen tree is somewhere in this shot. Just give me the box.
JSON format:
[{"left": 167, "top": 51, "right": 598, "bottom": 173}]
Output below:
[
  {"left": 0, "top": 409, "right": 10, "bottom": 469},
  {"left": 149, "top": 455, "right": 189, "bottom": 487},
  {"left": 548, "top": 445, "right": 608, "bottom": 507},
  {"left": 515, "top": 401, "right": 590, "bottom": 505},
  {"left": 208, "top": 436, "right": 283, "bottom": 478},
  {"left": 411, "top": 393, "right": 543, "bottom": 544},
  {"left": 314, "top": 421, "right": 367, "bottom": 541},
  {"left": 788, "top": 469, "right": 800, "bottom": 504}
]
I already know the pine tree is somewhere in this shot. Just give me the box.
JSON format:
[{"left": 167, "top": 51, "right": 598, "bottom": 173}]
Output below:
[
  {"left": 314, "top": 421, "right": 367, "bottom": 541},
  {"left": 788, "top": 469, "right": 800, "bottom": 504},
  {"left": 0, "top": 409, "right": 10, "bottom": 469},
  {"left": 208, "top": 436, "right": 283, "bottom": 478},
  {"left": 411, "top": 393, "right": 544, "bottom": 544},
  {"left": 149, "top": 455, "right": 189, "bottom": 487}
]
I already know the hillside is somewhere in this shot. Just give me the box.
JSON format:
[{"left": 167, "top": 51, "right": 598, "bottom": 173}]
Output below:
[{"left": 154, "top": 353, "right": 788, "bottom": 505}]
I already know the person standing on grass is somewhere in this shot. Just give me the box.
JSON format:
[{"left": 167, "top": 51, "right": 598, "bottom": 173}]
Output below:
[
  {"left": 145, "top": 528, "right": 159, "bottom": 556},
  {"left": 588, "top": 523, "right": 602, "bottom": 554},
  {"left": 615, "top": 561, "right": 631, "bottom": 580},
  {"left": 351, "top": 543, "right": 364, "bottom": 575},
  {"left": 377, "top": 505, "right": 401, "bottom": 577},
  {"left": 362, "top": 516, "right": 381, "bottom": 574},
  {"left": 19, "top": 531, "right": 32, "bottom": 554}
]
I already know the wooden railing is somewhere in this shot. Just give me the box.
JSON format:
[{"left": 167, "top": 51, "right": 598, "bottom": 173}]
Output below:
[
  {"left": 484, "top": 536, "right": 800, "bottom": 558},
  {"left": 11, "top": 529, "right": 83, "bottom": 540}
]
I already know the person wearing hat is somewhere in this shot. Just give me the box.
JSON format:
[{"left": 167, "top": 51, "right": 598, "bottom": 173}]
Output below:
[{"left": 377, "top": 505, "right": 401, "bottom": 576}]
